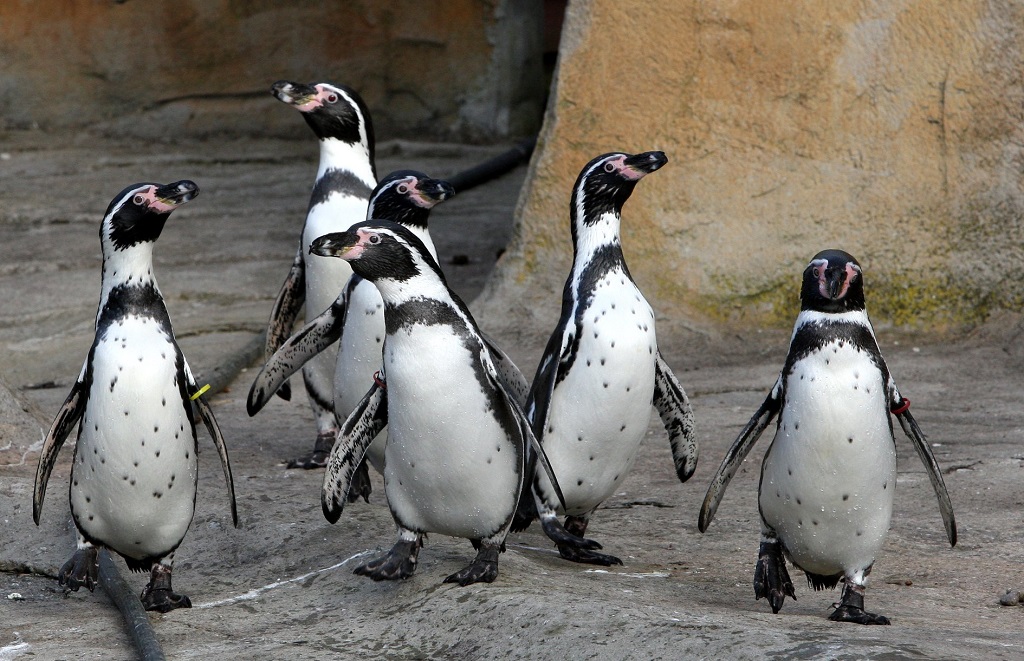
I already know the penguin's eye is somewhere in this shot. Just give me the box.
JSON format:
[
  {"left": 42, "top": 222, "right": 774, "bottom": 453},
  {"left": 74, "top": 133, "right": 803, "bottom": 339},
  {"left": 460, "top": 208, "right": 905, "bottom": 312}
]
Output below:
[
  {"left": 133, "top": 194, "right": 146, "bottom": 206},
  {"left": 812, "top": 267, "right": 822, "bottom": 278},
  {"left": 397, "top": 184, "right": 410, "bottom": 195},
  {"left": 603, "top": 162, "right": 616, "bottom": 173},
  {"left": 325, "top": 93, "right": 339, "bottom": 104},
  {"left": 367, "top": 233, "right": 381, "bottom": 245}
]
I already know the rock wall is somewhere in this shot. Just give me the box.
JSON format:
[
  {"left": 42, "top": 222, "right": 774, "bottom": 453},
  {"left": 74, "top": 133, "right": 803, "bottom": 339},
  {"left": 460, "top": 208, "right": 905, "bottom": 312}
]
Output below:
[
  {"left": 0, "top": 0, "right": 544, "bottom": 141},
  {"left": 480, "top": 1, "right": 1024, "bottom": 333}
]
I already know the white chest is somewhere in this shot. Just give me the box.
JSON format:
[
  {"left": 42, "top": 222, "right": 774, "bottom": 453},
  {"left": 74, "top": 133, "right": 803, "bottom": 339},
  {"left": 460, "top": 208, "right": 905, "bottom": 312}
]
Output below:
[
  {"left": 540, "top": 272, "right": 658, "bottom": 514},
  {"left": 72, "top": 317, "right": 198, "bottom": 559},
  {"left": 381, "top": 324, "right": 520, "bottom": 538},
  {"left": 759, "top": 343, "right": 896, "bottom": 575}
]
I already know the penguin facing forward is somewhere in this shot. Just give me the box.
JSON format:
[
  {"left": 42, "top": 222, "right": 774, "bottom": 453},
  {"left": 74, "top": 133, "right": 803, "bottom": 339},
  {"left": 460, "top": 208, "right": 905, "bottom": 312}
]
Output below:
[
  {"left": 310, "top": 221, "right": 576, "bottom": 586},
  {"left": 698, "top": 249, "right": 957, "bottom": 624},
  {"left": 264, "top": 80, "right": 377, "bottom": 469},
  {"left": 247, "top": 171, "right": 456, "bottom": 502},
  {"left": 33, "top": 181, "right": 238, "bottom": 613},
  {"left": 513, "top": 151, "right": 698, "bottom": 566}
]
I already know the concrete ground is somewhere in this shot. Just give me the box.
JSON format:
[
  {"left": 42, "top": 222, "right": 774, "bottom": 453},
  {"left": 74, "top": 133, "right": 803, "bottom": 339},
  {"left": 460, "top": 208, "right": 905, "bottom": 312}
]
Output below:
[{"left": 0, "top": 132, "right": 1022, "bottom": 660}]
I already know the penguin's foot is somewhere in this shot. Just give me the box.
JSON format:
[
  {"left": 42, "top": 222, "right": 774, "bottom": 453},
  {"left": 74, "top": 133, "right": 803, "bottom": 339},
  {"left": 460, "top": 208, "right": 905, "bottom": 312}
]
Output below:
[
  {"left": 556, "top": 544, "right": 623, "bottom": 566},
  {"left": 539, "top": 515, "right": 602, "bottom": 552},
  {"left": 754, "top": 539, "right": 796, "bottom": 614},
  {"left": 285, "top": 430, "right": 336, "bottom": 469},
  {"left": 140, "top": 565, "right": 192, "bottom": 613},
  {"left": 354, "top": 539, "right": 419, "bottom": 581},
  {"left": 347, "top": 459, "right": 372, "bottom": 503},
  {"left": 444, "top": 545, "right": 500, "bottom": 586},
  {"left": 58, "top": 548, "right": 99, "bottom": 592},
  {"left": 828, "top": 583, "right": 890, "bottom": 625}
]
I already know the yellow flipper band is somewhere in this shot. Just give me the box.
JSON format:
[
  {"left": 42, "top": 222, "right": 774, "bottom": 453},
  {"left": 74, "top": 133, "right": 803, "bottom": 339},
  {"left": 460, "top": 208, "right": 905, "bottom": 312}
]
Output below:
[{"left": 190, "top": 384, "right": 211, "bottom": 401}]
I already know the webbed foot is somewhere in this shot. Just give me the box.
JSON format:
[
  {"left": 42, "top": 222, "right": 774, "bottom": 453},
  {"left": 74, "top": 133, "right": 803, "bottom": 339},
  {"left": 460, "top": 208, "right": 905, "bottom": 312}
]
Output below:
[
  {"left": 540, "top": 515, "right": 602, "bottom": 554},
  {"left": 829, "top": 583, "right": 890, "bottom": 625},
  {"left": 444, "top": 544, "right": 500, "bottom": 586},
  {"left": 354, "top": 539, "right": 420, "bottom": 581},
  {"left": 58, "top": 548, "right": 99, "bottom": 592},
  {"left": 549, "top": 514, "right": 621, "bottom": 565},
  {"left": 754, "top": 539, "right": 796, "bottom": 614},
  {"left": 140, "top": 564, "right": 191, "bottom": 613},
  {"left": 347, "top": 459, "right": 372, "bottom": 503},
  {"left": 285, "top": 430, "right": 336, "bottom": 469}
]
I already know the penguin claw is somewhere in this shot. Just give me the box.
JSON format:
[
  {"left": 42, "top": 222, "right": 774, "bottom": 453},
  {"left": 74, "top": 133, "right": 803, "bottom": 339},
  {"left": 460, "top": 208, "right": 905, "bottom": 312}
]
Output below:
[
  {"left": 444, "top": 546, "right": 500, "bottom": 586},
  {"left": 285, "top": 431, "right": 336, "bottom": 469},
  {"left": 140, "top": 588, "right": 192, "bottom": 613},
  {"left": 754, "top": 540, "right": 796, "bottom": 614},
  {"left": 828, "top": 583, "right": 890, "bottom": 625},
  {"left": 58, "top": 548, "right": 99, "bottom": 592},
  {"left": 140, "top": 564, "right": 191, "bottom": 613},
  {"left": 539, "top": 516, "right": 602, "bottom": 551},
  {"left": 556, "top": 545, "right": 623, "bottom": 566},
  {"left": 354, "top": 539, "right": 419, "bottom": 581},
  {"left": 346, "top": 460, "right": 373, "bottom": 503},
  {"left": 828, "top": 605, "right": 890, "bottom": 625}
]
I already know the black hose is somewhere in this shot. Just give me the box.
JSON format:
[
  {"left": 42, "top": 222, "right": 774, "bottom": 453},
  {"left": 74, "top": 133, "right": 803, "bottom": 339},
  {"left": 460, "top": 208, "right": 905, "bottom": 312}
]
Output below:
[
  {"left": 97, "top": 549, "right": 166, "bottom": 661},
  {"left": 444, "top": 136, "right": 537, "bottom": 194}
]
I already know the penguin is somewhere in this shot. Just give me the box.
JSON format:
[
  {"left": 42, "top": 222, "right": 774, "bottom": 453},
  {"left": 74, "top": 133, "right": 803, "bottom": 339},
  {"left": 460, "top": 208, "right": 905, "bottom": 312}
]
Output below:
[
  {"left": 512, "top": 151, "right": 698, "bottom": 566},
  {"left": 698, "top": 249, "right": 957, "bottom": 624},
  {"left": 247, "top": 170, "right": 457, "bottom": 502},
  {"left": 32, "top": 181, "right": 238, "bottom": 613},
  {"left": 310, "top": 221, "right": 578, "bottom": 585},
  {"left": 264, "top": 80, "right": 377, "bottom": 469}
]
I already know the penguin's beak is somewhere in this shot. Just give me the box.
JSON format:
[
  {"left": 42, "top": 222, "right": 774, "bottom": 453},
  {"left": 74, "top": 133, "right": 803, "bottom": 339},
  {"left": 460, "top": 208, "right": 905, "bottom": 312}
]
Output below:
[
  {"left": 271, "top": 80, "right": 318, "bottom": 107},
  {"left": 310, "top": 231, "right": 360, "bottom": 260},
  {"left": 153, "top": 180, "right": 199, "bottom": 207},
  {"left": 623, "top": 151, "right": 668, "bottom": 178},
  {"left": 413, "top": 178, "right": 456, "bottom": 208},
  {"left": 821, "top": 263, "right": 857, "bottom": 300}
]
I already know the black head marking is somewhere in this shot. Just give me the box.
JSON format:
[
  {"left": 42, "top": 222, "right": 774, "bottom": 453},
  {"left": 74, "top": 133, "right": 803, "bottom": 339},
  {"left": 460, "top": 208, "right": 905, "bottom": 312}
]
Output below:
[
  {"left": 102, "top": 180, "right": 198, "bottom": 251},
  {"left": 366, "top": 170, "right": 455, "bottom": 229},
  {"left": 570, "top": 150, "right": 667, "bottom": 244},
  {"left": 309, "top": 220, "right": 442, "bottom": 284},
  {"left": 271, "top": 80, "right": 375, "bottom": 159},
  {"left": 801, "top": 249, "right": 865, "bottom": 313}
]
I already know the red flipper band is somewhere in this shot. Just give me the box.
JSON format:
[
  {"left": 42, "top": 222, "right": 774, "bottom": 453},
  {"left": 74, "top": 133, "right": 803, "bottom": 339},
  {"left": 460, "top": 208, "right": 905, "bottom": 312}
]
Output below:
[
  {"left": 373, "top": 370, "right": 387, "bottom": 390},
  {"left": 890, "top": 398, "right": 910, "bottom": 415}
]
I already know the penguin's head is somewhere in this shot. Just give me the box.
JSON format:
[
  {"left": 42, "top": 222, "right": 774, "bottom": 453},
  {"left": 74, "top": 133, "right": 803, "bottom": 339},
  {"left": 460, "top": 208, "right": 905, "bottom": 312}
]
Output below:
[
  {"left": 271, "top": 80, "right": 374, "bottom": 150},
  {"left": 367, "top": 170, "right": 455, "bottom": 229},
  {"left": 101, "top": 180, "right": 199, "bottom": 252},
  {"left": 801, "top": 249, "right": 865, "bottom": 313},
  {"left": 310, "top": 220, "right": 439, "bottom": 285},
  {"left": 570, "top": 151, "right": 667, "bottom": 242}
]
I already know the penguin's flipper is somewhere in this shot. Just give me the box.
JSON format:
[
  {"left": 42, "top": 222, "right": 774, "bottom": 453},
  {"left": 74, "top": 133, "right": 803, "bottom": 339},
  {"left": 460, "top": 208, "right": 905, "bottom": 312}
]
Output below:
[
  {"left": 33, "top": 377, "right": 87, "bottom": 525},
  {"left": 698, "top": 377, "right": 783, "bottom": 533},
  {"left": 247, "top": 287, "right": 348, "bottom": 417},
  {"left": 264, "top": 244, "right": 307, "bottom": 401},
  {"left": 891, "top": 395, "right": 957, "bottom": 547},
  {"left": 321, "top": 380, "right": 388, "bottom": 523},
  {"left": 192, "top": 392, "right": 239, "bottom": 528},
  {"left": 653, "top": 351, "right": 698, "bottom": 483},
  {"left": 480, "top": 346, "right": 569, "bottom": 513},
  {"left": 480, "top": 330, "right": 529, "bottom": 406}
]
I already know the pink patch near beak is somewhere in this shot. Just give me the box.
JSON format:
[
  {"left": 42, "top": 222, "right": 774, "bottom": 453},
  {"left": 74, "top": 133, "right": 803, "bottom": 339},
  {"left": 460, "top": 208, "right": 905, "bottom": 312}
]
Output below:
[{"left": 138, "top": 186, "right": 178, "bottom": 214}]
